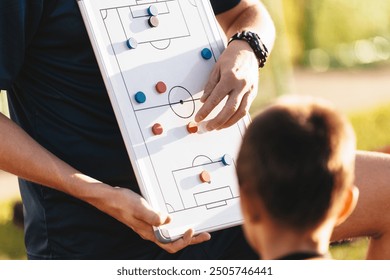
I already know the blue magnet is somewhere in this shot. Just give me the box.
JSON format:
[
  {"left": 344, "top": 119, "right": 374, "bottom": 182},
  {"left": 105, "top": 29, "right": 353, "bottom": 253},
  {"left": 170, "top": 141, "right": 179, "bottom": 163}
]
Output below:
[
  {"left": 201, "top": 48, "right": 212, "bottom": 60},
  {"left": 126, "top": 37, "right": 138, "bottom": 49},
  {"left": 134, "top": 91, "right": 146, "bottom": 104},
  {"left": 221, "top": 154, "right": 233, "bottom": 166},
  {"left": 147, "top": 5, "right": 159, "bottom": 16}
]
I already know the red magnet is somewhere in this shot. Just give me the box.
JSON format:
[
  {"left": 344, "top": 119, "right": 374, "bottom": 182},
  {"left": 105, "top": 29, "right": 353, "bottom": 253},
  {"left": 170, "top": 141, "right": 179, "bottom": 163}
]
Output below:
[
  {"left": 152, "top": 123, "right": 163, "bottom": 135},
  {"left": 186, "top": 121, "right": 198, "bottom": 134},
  {"left": 199, "top": 171, "right": 211, "bottom": 183},
  {"left": 155, "top": 81, "right": 167, "bottom": 94},
  {"left": 148, "top": 16, "right": 159, "bottom": 28}
]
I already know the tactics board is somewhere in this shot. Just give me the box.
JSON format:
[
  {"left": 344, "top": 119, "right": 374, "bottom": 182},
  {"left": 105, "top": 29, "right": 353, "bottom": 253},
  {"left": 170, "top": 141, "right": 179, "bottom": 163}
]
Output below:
[{"left": 78, "top": 0, "right": 250, "bottom": 242}]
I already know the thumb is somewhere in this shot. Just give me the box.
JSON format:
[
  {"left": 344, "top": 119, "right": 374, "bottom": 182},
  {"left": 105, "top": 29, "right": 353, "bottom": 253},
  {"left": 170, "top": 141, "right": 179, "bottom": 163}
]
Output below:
[{"left": 136, "top": 197, "right": 171, "bottom": 226}]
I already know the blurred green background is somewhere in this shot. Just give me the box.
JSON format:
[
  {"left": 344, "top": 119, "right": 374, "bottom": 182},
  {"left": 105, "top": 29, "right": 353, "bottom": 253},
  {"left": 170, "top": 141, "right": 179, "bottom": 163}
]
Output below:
[
  {"left": 1, "top": 0, "right": 390, "bottom": 260},
  {"left": 256, "top": 0, "right": 390, "bottom": 105}
]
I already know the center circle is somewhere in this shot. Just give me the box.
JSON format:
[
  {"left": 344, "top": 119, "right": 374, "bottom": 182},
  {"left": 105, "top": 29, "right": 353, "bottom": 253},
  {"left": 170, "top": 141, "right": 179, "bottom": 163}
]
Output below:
[{"left": 168, "top": 86, "right": 195, "bottom": 119}]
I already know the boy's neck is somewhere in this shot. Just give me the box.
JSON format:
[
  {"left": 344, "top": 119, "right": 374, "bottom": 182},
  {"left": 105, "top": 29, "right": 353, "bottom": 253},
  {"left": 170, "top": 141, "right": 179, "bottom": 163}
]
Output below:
[{"left": 255, "top": 221, "right": 334, "bottom": 260}]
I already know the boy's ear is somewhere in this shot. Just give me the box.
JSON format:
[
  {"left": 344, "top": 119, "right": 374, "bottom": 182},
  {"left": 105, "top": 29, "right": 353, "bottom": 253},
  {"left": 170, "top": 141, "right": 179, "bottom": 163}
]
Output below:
[
  {"left": 240, "top": 187, "right": 262, "bottom": 223},
  {"left": 336, "top": 186, "right": 359, "bottom": 226}
]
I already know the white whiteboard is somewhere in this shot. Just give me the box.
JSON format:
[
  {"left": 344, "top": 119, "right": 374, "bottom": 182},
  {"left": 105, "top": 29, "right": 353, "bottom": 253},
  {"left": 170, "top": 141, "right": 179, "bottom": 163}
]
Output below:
[{"left": 77, "top": 0, "right": 250, "bottom": 242}]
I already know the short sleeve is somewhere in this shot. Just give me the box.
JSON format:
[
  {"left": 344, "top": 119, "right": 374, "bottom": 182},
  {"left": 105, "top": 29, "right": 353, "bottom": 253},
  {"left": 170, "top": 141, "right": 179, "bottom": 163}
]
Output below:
[
  {"left": 0, "top": 0, "right": 43, "bottom": 90},
  {"left": 209, "top": 0, "right": 241, "bottom": 15}
]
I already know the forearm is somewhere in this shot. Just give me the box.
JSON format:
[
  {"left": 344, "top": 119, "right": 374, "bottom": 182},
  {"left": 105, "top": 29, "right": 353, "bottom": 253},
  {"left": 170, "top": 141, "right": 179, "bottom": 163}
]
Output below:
[
  {"left": 332, "top": 150, "right": 390, "bottom": 242},
  {"left": 353, "top": 150, "right": 390, "bottom": 235},
  {"left": 216, "top": 0, "right": 275, "bottom": 50},
  {"left": 0, "top": 113, "right": 114, "bottom": 206},
  {"left": 0, "top": 113, "right": 211, "bottom": 250},
  {"left": 355, "top": 150, "right": 390, "bottom": 196}
]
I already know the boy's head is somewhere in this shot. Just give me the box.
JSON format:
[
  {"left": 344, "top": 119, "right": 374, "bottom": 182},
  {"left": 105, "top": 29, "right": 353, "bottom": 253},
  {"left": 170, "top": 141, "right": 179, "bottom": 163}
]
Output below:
[{"left": 236, "top": 95, "right": 357, "bottom": 248}]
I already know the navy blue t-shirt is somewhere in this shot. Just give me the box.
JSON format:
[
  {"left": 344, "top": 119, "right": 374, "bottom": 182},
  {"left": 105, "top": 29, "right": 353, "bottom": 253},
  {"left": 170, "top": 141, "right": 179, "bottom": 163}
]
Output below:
[{"left": 0, "top": 0, "right": 255, "bottom": 259}]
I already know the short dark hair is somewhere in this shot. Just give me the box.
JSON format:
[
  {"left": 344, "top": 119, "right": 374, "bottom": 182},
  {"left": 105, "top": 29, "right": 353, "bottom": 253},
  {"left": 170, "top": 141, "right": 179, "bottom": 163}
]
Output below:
[{"left": 236, "top": 96, "right": 355, "bottom": 230}]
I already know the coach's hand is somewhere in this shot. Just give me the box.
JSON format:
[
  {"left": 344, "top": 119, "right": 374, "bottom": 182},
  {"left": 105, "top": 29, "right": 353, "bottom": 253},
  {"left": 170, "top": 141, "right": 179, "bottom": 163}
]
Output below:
[
  {"left": 105, "top": 186, "right": 211, "bottom": 253},
  {"left": 195, "top": 40, "right": 259, "bottom": 131}
]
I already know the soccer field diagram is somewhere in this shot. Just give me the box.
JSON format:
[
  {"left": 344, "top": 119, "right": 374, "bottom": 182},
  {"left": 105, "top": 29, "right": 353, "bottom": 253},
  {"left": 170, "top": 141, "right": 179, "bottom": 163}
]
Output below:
[{"left": 78, "top": 0, "right": 250, "bottom": 242}]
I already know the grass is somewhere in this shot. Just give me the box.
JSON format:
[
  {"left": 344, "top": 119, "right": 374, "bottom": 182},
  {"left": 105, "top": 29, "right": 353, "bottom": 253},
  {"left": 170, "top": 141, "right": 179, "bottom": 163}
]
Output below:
[
  {"left": 349, "top": 103, "right": 390, "bottom": 151},
  {"left": 1, "top": 90, "right": 9, "bottom": 117},
  {"left": 330, "top": 238, "right": 370, "bottom": 260},
  {"left": 0, "top": 199, "right": 26, "bottom": 260},
  {"left": 1, "top": 102, "right": 390, "bottom": 260}
]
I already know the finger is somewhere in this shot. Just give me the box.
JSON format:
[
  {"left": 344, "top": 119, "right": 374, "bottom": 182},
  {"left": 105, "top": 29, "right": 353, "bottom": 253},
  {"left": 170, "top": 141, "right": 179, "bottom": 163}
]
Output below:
[
  {"left": 168, "top": 230, "right": 211, "bottom": 248},
  {"left": 195, "top": 83, "right": 232, "bottom": 123},
  {"left": 189, "top": 232, "right": 211, "bottom": 245},
  {"left": 201, "top": 66, "right": 220, "bottom": 103},
  {"left": 218, "top": 91, "right": 252, "bottom": 130},
  {"left": 158, "top": 229, "right": 195, "bottom": 254},
  {"left": 205, "top": 90, "right": 245, "bottom": 131},
  {"left": 150, "top": 229, "right": 211, "bottom": 254},
  {"left": 181, "top": 228, "right": 195, "bottom": 244},
  {"left": 130, "top": 217, "right": 160, "bottom": 241},
  {"left": 133, "top": 197, "right": 170, "bottom": 227},
  {"left": 160, "top": 229, "right": 210, "bottom": 253}
]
